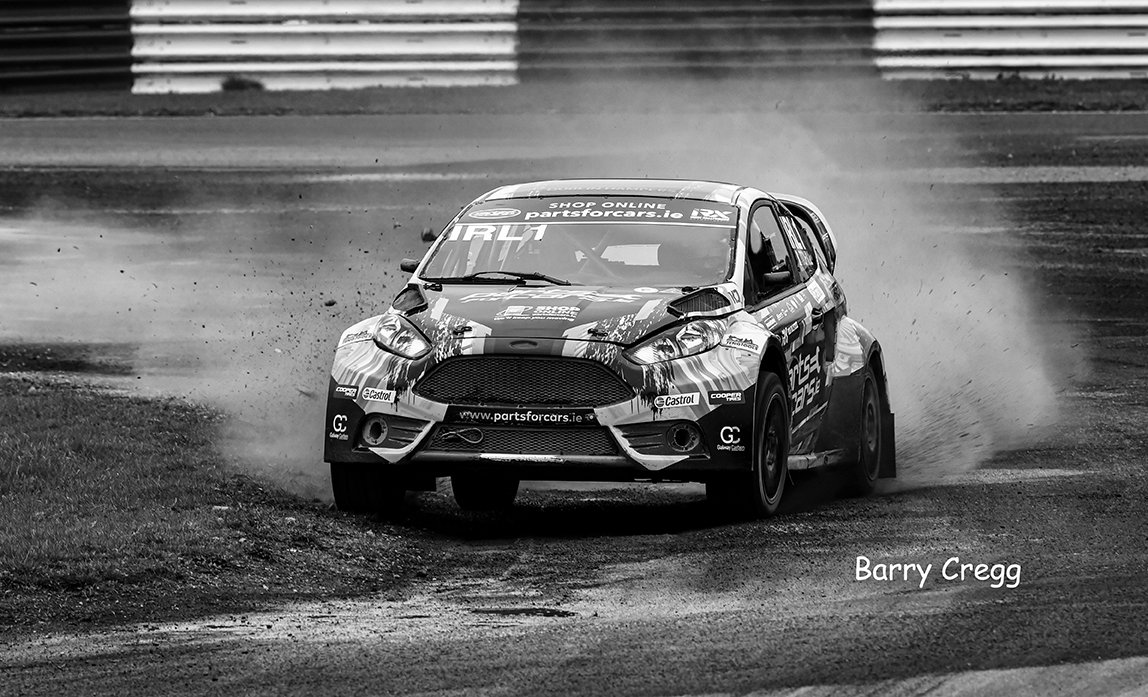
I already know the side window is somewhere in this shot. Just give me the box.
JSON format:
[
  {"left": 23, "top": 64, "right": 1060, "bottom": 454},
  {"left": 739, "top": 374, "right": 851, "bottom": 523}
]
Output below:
[
  {"left": 779, "top": 214, "right": 816, "bottom": 280},
  {"left": 791, "top": 214, "right": 826, "bottom": 268},
  {"left": 783, "top": 203, "right": 834, "bottom": 272},
  {"left": 746, "top": 206, "right": 797, "bottom": 303}
]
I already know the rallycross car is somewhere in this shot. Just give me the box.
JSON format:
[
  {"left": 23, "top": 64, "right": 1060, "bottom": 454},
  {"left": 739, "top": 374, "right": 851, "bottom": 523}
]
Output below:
[{"left": 325, "top": 179, "right": 895, "bottom": 517}]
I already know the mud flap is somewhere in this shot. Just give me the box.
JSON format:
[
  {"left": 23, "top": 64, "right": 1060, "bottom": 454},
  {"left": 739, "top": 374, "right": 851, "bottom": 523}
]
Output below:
[
  {"left": 879, "top": 411, "right": 896, "bottom": 478},
  {"left": 406, "top": 475, "right": 437, "bottom": 491}
]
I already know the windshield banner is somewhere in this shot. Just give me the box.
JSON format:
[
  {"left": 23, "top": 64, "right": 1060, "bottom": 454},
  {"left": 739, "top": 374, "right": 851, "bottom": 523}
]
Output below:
[{"left": 462, "top": 198, "right": 737, "bottom": 226}]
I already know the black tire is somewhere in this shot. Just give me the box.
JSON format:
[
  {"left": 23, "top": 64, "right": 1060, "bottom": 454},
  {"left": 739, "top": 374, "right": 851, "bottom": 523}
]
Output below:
[
  {"left": 845, "top": 373, "right": 882, "bottom": 497},
  {"left": 451, "top": 474, "right": 520, "bottom": 512},
  {"left": 706, "top": 372, "right": 789, "bottom": 518},
  {"left": 330, "top": 463, "right": 404, "bottom": 515}
]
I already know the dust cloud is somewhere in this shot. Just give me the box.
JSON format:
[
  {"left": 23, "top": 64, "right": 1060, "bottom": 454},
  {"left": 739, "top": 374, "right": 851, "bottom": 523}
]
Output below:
[
  {"left": 1, "top": 198, "right": 421, "bottom": 499},
  {"left": 553, "top": 79, "right": 1070, "bottom": 481}
]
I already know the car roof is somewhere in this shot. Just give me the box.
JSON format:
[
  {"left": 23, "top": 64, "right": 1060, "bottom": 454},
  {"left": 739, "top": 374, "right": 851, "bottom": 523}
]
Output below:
[{"left": 477, "top": 179, "right": 749, "bottom": 205}]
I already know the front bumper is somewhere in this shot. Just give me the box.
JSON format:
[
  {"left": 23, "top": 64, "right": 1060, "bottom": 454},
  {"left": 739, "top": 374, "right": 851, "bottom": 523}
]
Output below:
[{"left": 323, "top": 342, "right": 761, "bottom": 479}]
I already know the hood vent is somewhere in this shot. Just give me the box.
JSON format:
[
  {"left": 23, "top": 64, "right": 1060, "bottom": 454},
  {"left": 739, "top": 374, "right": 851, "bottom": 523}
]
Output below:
[
  {"left": 668, "top": 289, "right": 730, "bottom": 316},
  {"left": 392, "top": 284, "right": 428, "bottom": 314}
]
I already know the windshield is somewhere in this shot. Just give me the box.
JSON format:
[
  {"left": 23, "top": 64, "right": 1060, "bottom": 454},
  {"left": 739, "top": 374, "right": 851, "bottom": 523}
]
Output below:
[{"left": 421, "top": 197, "right": 738, "bottom": 287}]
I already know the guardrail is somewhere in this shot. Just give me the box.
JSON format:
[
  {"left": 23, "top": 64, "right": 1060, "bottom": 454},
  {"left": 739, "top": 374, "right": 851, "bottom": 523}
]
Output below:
[
  {"left": 0, "top": 0, "right": 132, "bottom": 91},
  {"left": 875, "top": 0, "right": 1148, "bottom": 78},
  {"left": 517, "top": 1, "right": 877, "bottom": 77},
  {"left": 130, "top": 0, "right": 519, "bottom": 93},
  {"left": 10, "top": 2, "right": 1148, "bottom": 92}
]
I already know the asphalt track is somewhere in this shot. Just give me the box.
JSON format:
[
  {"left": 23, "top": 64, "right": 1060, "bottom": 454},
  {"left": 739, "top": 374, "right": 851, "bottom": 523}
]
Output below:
[{"left": 2, "top": 105, "right": 1147, "bottom": 695}]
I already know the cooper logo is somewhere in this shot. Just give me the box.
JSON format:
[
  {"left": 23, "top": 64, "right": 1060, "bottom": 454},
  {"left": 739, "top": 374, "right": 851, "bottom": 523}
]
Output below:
[
  {"left": 334, "top": 385, "right": 358, "bottom": 399},
  {"left": 653, "top": 392, "right": 700, "bottom": 409},
  {"left": 720, "top": 426, "right": 740, "bottom": 445},
  {"left": 362, "top": 387, "right": 397, "bottom": 403},
  {"left": 721, "top": 335, "right": 760, "bottom": 353},
  {"left": 708, "top": 391, "right": 745, "bottom": 404},
  {"left": 469, "top": 207, "right": 521, "bottom": 220}
]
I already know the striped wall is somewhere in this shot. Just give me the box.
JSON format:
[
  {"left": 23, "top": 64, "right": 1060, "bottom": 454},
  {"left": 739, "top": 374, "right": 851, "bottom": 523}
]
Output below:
[
  {"left": 3, "top": 1, "right": 1147, "bottom": 92},
  {"left": 0, "top": 0, "right": 133, "bottom": 91},
  {"left": 130, "top": 0, "right": 519, "bottom": 93},
  {"left": 875, "top": 0, "right": 1148, "bottom": 79}
]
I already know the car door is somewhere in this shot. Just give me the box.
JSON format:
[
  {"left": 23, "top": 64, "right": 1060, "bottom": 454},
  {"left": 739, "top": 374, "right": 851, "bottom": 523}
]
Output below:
[{"left": 744, "top": 202, "right": 836, "bottom": 453}]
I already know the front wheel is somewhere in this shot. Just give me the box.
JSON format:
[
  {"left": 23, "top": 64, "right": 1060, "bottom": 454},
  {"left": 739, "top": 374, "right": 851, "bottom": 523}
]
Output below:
[
  {"left": 706, "top": 372, "right": 789, "bottom": 518},
  {"left": 451, "top": 474, "right": 519, "bottom": 511}
]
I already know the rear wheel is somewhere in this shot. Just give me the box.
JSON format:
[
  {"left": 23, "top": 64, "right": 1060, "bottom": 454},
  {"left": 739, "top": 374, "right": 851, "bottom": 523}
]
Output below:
[
  {"left": 451, "top": 474, "right": 520, "bottom": 511},
  {"left": 707, "top": 372, "right": 789, "bottom": 518},
  {"left": 330, "top": 463, "right": 404, "bottom": 515},
  {"left": 844, "top": 373, "right": 882, "bottom": 497}
]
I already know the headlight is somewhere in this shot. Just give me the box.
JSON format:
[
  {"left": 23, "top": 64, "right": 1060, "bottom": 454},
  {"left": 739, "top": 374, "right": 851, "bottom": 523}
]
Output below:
[
  {"left": 625, "top": 321, "right": 723, "bottom": 364},
  {"left": 372, "top": 313, "right": 431, "bottom": 359}
]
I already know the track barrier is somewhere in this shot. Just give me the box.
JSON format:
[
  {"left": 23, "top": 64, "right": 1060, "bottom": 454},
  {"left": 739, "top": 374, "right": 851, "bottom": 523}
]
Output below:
[
  {"left": 0, "top": 0, "right": 132, "bottom": 91},
  {"left": 516, "top": 1, "right": 877, "bottom": 78},
  {"left": 875, "top": 0, "right": 1148, "bottom": 79},
  {"left": 130, "top": 0, "right": 519, "bottom": 93},
  {"left": 3, "top": 1, "right": 1147, "bottom": 91}
]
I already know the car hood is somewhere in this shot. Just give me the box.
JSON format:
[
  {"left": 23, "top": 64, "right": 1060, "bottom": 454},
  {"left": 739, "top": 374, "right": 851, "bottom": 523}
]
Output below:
[{"left": 408, "top": 284, "right": 725, "bottom": 345}]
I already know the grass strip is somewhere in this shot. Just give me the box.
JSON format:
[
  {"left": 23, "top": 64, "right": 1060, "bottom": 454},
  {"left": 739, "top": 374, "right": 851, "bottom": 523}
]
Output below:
[{"left": 0, "top": 372, "right": 421, "bottom": 633}]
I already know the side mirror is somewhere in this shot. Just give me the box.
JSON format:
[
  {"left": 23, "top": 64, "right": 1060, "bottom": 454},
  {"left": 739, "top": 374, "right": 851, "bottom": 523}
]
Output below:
[
  {"left": 420, "top": 227, "right": 438, "bottom": 243},
  {"left": 761, "top": 270, "right": 791, "bottom": 285},
  {"left": 399, "top": 258, "right": 419, "bottom": 273}
]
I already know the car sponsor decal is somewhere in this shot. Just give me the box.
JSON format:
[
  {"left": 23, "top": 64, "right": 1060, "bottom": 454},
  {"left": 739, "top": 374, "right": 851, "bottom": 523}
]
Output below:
[
  {"left": 333, "top": 384, "right": 359, "bottom": 400},
  {"left": 446, "top": 223, "right": 547, "bottom": 242},
  {"left": 447, "top": 406, "right": 598, "bottom": 426},
  {"left": 808, "top": 278, "right": 827, "bottom": 304},
  {"left": 493, "top": 305, "right": 581, "bottom": 322},
  {"left": 716, "top": 425, "right": 746, "bottom": 452},
  {"left": 524, "top": 199, "right": 685, "bottom": 221},
  {"left": 479, "top": 453, "right": 564, "bottom": 463},
  {"left": 690, "top": 208, "right": 731, "bottom": 222},
  {"left": 460, "top": 289, "right": 641, "bottom": 304},
  {"left": 362, "top": 387, "right": 397, "bottom": 403},
  {"left": 790, "top": 351, "right": 823, "bottom": 414},
  {"left": 328, "top": 414, "right": 349, "bottom": 441},
  {"left": 339, "top": 329, "right": 372, "bottom": 347},
  {"left": 653, "top": 392, "right": 700, "bottom": 409},
  {"left": 467, "top": 207, "right": 521, "bottom": 220},
  {"left": 708, "top": 390, "right": 745, "bottom": 405},
  {"left": 721, "top": 334, "right": 761, "bottom": 353}
]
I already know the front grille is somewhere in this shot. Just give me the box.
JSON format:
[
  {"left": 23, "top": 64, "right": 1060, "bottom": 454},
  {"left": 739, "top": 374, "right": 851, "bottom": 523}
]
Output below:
[
  {"left": 415, "top": 356, "right": 633, "bottom": 407},
  {"left": 425, "top": 426, "right": 618, "bottom": 456}
]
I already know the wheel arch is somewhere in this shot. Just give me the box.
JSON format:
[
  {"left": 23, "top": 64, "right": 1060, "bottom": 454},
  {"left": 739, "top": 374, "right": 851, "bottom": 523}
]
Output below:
[{"left": 759, "top": 339, "right": 789, "bottom": 399}]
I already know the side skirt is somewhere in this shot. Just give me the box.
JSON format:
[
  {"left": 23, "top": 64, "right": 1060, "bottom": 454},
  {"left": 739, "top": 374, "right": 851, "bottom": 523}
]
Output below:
[{"left": 788, "top": 449, "right": 848, "bottom": 471}]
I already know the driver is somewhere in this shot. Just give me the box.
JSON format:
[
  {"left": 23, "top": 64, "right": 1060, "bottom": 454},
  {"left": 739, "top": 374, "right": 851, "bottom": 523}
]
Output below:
[
  {"left": 679, "top": 236, "right": 732, "bottom": 283},
  {"left": 657, "top": 237, "right": 731, "bottom": 284}
]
